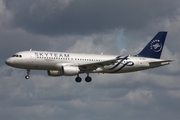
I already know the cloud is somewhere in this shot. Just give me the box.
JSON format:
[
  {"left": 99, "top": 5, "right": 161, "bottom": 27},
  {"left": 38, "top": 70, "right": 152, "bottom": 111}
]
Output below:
[
  {"left": 4, "top": 0, "right": 180, "bottom": 35},
  {"left": 66, "top": 33, "right": 119, "bottom": 54},
  {"left": 1, "top": 0, "right": 180, "bottom": 120},
  {"left": 124, "top": 89, "right": 153, "bottom": 105},
  {"left": 0, "top": 0, "right": 5, "bottom": 13}
]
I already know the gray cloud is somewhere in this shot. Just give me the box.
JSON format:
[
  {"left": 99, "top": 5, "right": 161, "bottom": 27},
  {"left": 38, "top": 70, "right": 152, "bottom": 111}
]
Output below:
[
  {"left": 1, "top": 0, "right": 180, "bottom": 120},
  {"left": 1, "top": 67, "right": 180, "bottom": 120},
  {"left": 4, "top": 0, "right": 180, "bottom": 35}
]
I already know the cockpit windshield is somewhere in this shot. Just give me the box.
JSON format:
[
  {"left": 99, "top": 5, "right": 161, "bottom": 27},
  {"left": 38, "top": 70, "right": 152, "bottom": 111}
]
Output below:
[{"left": 12, "top": 54, "right": 22, "bottom": 58}]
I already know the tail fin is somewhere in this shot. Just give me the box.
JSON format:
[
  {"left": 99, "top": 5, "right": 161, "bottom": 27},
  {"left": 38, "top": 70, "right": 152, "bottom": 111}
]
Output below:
[{"left": 137, "top": 31, "right": 167, "bottom": 59}]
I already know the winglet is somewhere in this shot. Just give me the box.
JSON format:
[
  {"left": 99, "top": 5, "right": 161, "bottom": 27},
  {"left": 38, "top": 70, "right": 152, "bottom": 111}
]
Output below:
[{"left": 137, "top": 31, "right": 167, "bottom": 59}]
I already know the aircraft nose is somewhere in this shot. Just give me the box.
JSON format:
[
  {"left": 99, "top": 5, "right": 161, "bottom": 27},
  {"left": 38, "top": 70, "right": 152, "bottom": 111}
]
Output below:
[{"left": 5, "top": 58, "right": 12, "bottom": 65}]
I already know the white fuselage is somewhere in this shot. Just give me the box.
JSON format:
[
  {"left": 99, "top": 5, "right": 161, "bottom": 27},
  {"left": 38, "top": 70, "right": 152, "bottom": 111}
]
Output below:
[{"left": 5, "top": 51, "right": 170, "bottom": 74}]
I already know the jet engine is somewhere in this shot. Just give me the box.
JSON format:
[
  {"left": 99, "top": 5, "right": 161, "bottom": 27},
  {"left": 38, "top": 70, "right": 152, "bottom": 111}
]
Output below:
[
  {"left": 63, "top": 66, "right": 80, "bottom": 76},
  {"left": 47, "top": 66, "right": 80, "bottom": 76}
]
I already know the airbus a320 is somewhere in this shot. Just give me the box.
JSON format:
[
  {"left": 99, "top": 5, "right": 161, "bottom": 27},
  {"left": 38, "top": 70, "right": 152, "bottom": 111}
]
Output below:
[{"left": 5, "top": 31, "right": 172, "bottom": 82}]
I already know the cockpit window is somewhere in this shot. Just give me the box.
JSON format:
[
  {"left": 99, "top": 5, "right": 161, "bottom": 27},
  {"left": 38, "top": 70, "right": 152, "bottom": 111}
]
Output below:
[{"left": 12, "top": 54, "right": 22, "bottom": 58}]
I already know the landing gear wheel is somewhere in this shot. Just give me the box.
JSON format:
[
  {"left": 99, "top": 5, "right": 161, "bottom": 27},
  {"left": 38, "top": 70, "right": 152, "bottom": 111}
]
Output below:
[
  {"left": 75, "top": 76, "right": 82, "bottom": 83},
  {"left": 25, "top": 69, "right": 30, "bottom": 80},
  {"left": 25, "top": 75, "right": 30, "bottom": 79},
  {"left": 85, "top": 76, "right": 92, "bottom": 82}
]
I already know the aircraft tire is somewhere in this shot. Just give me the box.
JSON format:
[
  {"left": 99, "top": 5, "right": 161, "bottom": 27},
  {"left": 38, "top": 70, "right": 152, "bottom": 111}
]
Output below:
[
  {"left": 25, "top": 75, "right": 30, "bottom": 79},
  {"left": 75, "top": 77, "right": 82, "bottom": 83},
  {"left": 85, "top": 76, "right": 92, "bottom": 82}
]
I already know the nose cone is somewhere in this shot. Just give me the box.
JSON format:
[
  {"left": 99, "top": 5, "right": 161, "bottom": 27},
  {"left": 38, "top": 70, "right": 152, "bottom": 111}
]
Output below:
[{"left": 5, "top": 58, "right": 12, "bottom": 66}]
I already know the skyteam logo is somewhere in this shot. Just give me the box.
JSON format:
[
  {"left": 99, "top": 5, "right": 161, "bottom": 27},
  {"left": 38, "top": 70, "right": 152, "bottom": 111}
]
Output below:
[{"left": 150, "top": 40, "right": 162, "bottom": 52}]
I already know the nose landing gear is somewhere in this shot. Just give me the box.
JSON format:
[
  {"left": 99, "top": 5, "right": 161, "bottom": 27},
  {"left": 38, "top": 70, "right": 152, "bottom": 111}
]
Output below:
[{"left": 25, "top": 69, "right": 30, "bottom": 79}]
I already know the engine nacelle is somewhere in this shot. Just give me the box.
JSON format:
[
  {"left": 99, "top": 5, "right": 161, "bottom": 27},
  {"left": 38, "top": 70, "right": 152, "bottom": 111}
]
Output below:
[
  {"left": 47, "top": 70, "right": 63, "bottom": 76},
  {"left": 63, "top": 66, "right": 80, "bottom": 76},
  {"left": 47, "top": 66, "right": 80, "bottom": 76}
]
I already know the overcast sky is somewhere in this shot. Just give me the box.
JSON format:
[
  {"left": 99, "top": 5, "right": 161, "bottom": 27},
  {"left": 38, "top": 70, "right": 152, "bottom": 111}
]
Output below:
[{"left": 1, "top": 0, "right": 180, "bottom": 120}]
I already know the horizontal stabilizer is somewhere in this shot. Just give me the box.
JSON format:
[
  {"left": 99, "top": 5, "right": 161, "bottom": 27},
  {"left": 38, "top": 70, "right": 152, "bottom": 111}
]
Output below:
[{"left": 149, "top": 60, "right": 173, "bottom": 66}]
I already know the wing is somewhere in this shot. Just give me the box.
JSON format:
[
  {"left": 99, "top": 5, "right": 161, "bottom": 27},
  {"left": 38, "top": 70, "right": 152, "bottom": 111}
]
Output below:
[{"left": 78, "top": 55, "right": 128, "bottom": 72}]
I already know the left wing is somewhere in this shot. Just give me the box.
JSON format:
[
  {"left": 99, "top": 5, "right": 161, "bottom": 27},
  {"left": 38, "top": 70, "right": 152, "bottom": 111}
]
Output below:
[{"left": 78, "top": 55, "right": 128, "bottom": 72}]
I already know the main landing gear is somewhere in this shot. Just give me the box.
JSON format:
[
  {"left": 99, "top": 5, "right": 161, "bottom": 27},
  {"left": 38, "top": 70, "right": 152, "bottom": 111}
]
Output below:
[
  {"left": 25, "top": 69, "right": 30, "bottom": 79},
  {"left": 75, "top": 73, "right": 92, "bottom": 83},
  {"left": 75, "top": 75, "right": 82, "bottom": 83}
]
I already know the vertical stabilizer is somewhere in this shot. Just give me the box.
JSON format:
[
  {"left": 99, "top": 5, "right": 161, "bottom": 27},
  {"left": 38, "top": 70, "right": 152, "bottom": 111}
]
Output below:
[{"left": 137, "top": 31, "right": 167, "bottom": 59}]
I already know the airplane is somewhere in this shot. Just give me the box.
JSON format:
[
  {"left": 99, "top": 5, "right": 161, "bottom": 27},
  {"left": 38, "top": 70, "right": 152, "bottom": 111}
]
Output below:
[{"left": 5, "top": 31, "right": 172, "bottom": 82}]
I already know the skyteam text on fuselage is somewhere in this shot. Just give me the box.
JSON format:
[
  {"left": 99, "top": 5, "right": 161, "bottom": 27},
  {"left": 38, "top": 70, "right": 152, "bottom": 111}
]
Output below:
[{"left": 5, "top": 31, "right": 172, "bottom": 82}]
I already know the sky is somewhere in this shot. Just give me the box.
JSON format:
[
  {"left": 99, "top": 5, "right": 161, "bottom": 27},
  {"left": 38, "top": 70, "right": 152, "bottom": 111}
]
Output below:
[{"left": 0, "top": 0, "right": 180, "bottom": 120}]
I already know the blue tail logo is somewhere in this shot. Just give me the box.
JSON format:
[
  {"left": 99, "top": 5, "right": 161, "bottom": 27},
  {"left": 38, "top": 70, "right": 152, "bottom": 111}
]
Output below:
[
  {"left": 150, "top": 39, "right": 162, "bottom": 52},
  {"left": 137, "top": 31, "right": 167, "bottom": 59}
]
